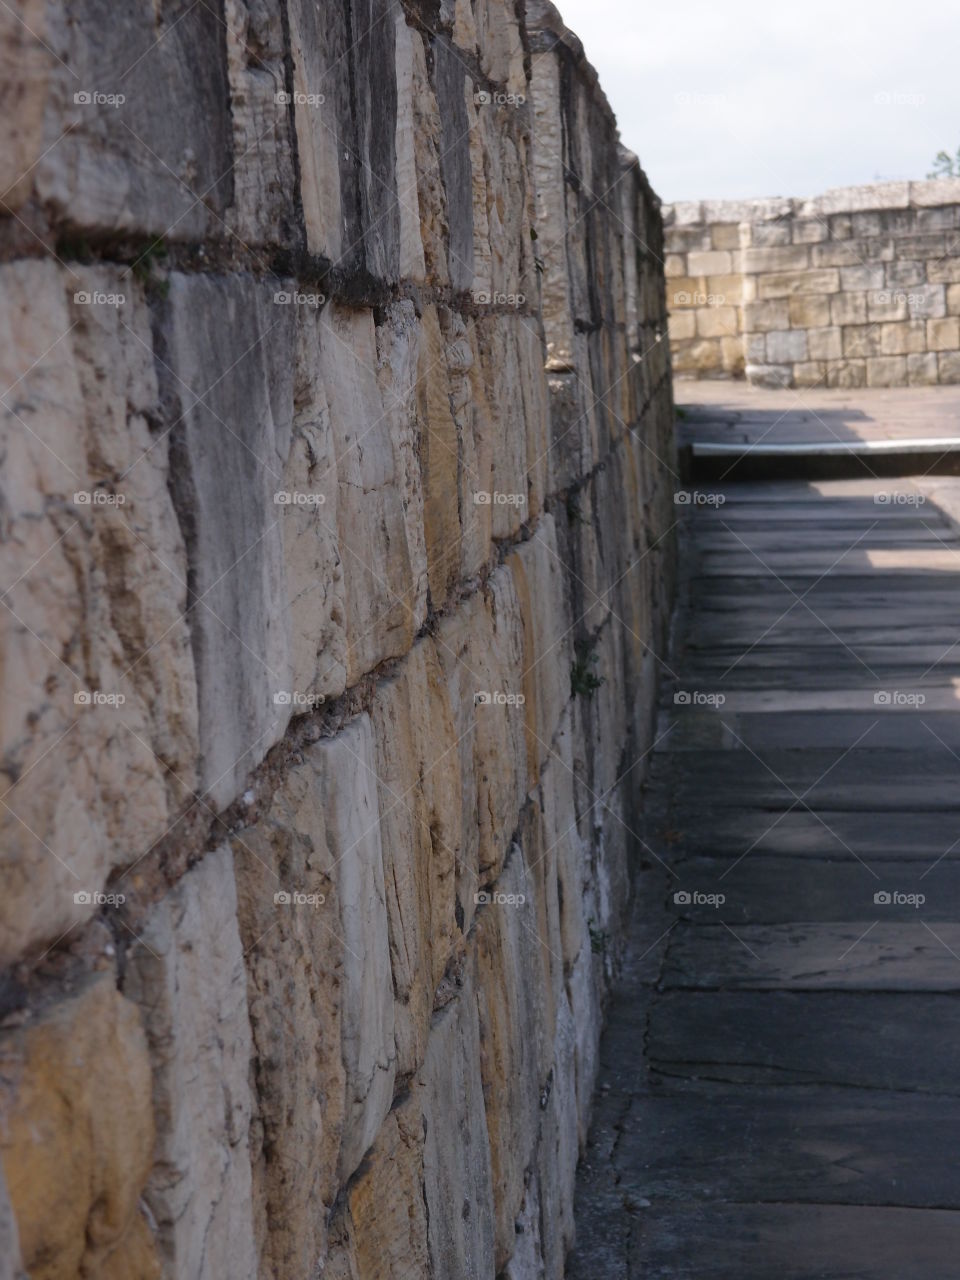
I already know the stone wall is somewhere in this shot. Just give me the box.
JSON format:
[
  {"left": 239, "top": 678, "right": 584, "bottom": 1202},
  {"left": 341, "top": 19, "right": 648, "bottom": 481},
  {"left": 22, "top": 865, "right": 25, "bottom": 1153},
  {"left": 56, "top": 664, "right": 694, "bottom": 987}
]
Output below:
[
  {"left": 665, "top": 179, "right": 960, "bottom": 388},
  {"left": 0, "top": 1, "right": 676, "bottom": 1278}
]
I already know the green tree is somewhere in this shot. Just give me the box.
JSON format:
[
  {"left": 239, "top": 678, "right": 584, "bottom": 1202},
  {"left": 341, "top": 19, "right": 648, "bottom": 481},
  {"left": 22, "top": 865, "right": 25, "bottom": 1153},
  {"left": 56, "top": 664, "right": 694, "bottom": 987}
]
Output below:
[{"left": 928, "top": 148, "right": 960, "bottom": 179}]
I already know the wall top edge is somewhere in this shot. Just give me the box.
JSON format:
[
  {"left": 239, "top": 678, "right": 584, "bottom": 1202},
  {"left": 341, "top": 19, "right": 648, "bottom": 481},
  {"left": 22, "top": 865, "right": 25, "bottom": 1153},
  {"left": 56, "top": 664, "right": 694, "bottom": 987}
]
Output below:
[{"left": 663, "top": 178, "right": 960, "bottom": 226}]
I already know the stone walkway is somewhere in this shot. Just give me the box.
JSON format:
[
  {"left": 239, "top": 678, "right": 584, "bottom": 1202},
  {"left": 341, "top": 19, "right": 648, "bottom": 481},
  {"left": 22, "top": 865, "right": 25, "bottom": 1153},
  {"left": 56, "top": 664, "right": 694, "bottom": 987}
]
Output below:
[{"left": 567, "top": 396, "right": 960, "bottom": 1277}]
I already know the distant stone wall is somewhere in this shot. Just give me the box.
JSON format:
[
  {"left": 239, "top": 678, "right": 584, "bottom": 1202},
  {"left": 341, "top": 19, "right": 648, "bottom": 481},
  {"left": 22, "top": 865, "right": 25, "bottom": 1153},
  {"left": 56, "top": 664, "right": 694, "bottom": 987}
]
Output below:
[
  {"left": 0, "top": 1, "right": 675, "bottom": 1278},
  {"left": 664, "top": 179, "right": 960, "bottom": 387}
]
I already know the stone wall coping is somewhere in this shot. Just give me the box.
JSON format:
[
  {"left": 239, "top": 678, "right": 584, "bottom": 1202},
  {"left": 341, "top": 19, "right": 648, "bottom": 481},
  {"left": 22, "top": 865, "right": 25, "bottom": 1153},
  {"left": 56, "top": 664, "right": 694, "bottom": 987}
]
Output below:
[{"left": 664, "top": 178, "right": 960, "bottom": 226}]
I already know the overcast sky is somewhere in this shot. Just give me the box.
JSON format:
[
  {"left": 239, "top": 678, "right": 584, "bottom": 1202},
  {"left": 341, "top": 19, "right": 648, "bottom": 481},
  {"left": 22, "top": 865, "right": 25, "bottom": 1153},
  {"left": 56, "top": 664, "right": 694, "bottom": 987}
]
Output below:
[{"left": 554, "top": 0, "right": 960, "bottom": 204}]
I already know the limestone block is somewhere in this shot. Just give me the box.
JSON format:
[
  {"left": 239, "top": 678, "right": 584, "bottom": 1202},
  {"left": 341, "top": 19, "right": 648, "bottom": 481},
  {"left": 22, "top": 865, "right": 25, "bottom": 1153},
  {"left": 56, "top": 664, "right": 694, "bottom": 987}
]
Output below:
[
  {"left": 0, "top": 0, "right": 48, "bottom": 212},
  {"left": 475, "top": 848, "right": 543, "bottom": 1268},
  {"left": 318, "top": 305, "right": 425, "bottom": 683},
  {"left": 815, "top": 241, "right": 892, "bottom": 269},
  {"left": 420, "top": 957, "right": 496, "bottom": 1279},
  {"left": 897, "top": 232, "right": 949, "bottom": 259},
  {"left": 284, "top": 311, "right": 348, "bottom": 703},
  {"left": 937, "top": 352, "right": 960, "bottom": 382},
  {"left": 804, "top": 326, "right": 841, "bottom": 361},
  {"left": 0, "top": 975, "right": 157, "bottom": 1280},
  {"left": 161, "top": 273, "right": 294, "bottom": 810},
  {"left": 927, "top": 317, "right": 960, "bottom": 351},
  {"left": 741, "top": 245, "right": 809, "bottom": 273},
  {"left": 710, "top": 224, "right": 742, "bottom": 249},
  {"left": 910, "top": 178, "right": 960, "bottom": 206},
  {"left": 696, "top": 306, "right": 738, "bottom": 338},
  {"left": 866, "top": 356, "right": 907, "bottom": 387},
  {"left": 670, "top": 200, "right": 704, "bottom": 225},
  {"left": 27, "top": 1, "right": 232, "bottom": 238},
  {"left": 928, "top": 258, "right": 960, "bottom": 284},
  {"left": 826, "top": 359, "right": 866, "bottom": 388},
  {"left": 475, "top": 103, "right": 537, "bottom": 301},
  {"left": 792, "top": 220, "right": 828, "bottom": 244},
  {"left": 947, "top": 284, "right": 960, "bottom": 315},
  {"left": 765, "top": 330, "right": 808, "bottom": 363},
  {"left": 476, "top": 0, "right": 527, "bottom": 90},
  {"left": 223, "top": 0, "right": 298, "bottom": 247},
  {"left": 687, "top": 249, "right": 732, "bottom": 275},
  {"left": 746, "top": 363, "right": 792, "bottom": 388},
  {"left": 668, "top": 311, "right": 696, "bottom": 340},
  {"left": 124, "top": 846, "right": 257, "bottom": 1280},
  {"left": 830, "top": 292, "right": 868, "bottom": 326},
  {"left": 840, "top": 265, "right": 887, "bottom": 293},
  {"left": 747, "top": 222, "right": 792, "bottom": 247},
  {"left": 793, "top": 361, "right": 826, "bottom": 388},
  {"left": 369, "top": 638, "right": 461, "bottom": 1074},
  {"left": 745, "top": 333, "right": 766, "bottom": 363},
  {"left": 509, "top": 516, "right": 573, "bottom": 779},
  {"left": 434, "top": 37, "right": 476, "bottom": 292},
  {"left": 788, "top": 295, "right": 831, "bottom": 328},
  {"left": 409, "top": 26, "right": 450, "bottom": 285},
  {"left": 879, "top": 321, "right": 926, "bottom": 356},
  {"left": 393, "top": 14, "right": 428, "bottom": 282},
  {"left": 908, "top": 353, "right": 940, "bottom": 385},
  {"left": 417, "top": 304, "right": 463, "bottom": 605},
  {"left": 344, "top": 1093, "right": 430, "bottom": 1278},
  {"left": 503, "top": 1174, "right": 546, "bottom": 1280},
  {"left": 916, "top": 206, "right": 960, "bottom": 231},
  {"left": 842, "top": 325, "right": 883, "bottom": 358},
  {"left": 665, "top": 254, "right": 687, "bottom": 277},
  {"left": 743, "top": 299, "right": 790, "bottom": 332},
  {"left": 809, "top": 182, "right": 909, "bottom": 215},
  {"left": 758, "top": 269, "right": 840, "bottom": 298},
  {"left": 671, "top": 339, "right": 723, "bottom": 375},
  {"left": 0, "top": 261, "right": 199, "bottom": 964},
  {"left": 886, "top": 260, "right": 926, "bottom": 288},
  {"left": 908, "top": 284, "right": 946, "bottom": 319},
  {"left": 351, "top": 0, "right": 403, "bottom": 281},
  {"left": 867, "top": 289, "right": 909, "bottom": 321},
  {"left": 531, "top": 51, "right": 574, "bottom": 370},
  {"left": 232, "top": 744, "right": 346, "bottom": 1275}
]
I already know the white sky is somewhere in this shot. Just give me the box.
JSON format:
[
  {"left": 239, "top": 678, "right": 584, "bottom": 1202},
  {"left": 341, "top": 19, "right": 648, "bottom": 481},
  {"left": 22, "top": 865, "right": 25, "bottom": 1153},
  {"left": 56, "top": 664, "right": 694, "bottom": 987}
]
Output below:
[{"left": 554, "top": 0, "right": 960, "bottom": 203}]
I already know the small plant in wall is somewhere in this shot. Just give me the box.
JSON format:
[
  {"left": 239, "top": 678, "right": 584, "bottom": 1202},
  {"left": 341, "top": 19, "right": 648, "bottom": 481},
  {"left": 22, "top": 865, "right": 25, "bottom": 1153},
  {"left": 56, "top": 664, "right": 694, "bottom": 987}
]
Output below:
[
  {"left": 587, "top": 918, "right": 609, "bottom": 956},
  {"left": 571, "top": 638, "right": 604, "bottom": 698}
]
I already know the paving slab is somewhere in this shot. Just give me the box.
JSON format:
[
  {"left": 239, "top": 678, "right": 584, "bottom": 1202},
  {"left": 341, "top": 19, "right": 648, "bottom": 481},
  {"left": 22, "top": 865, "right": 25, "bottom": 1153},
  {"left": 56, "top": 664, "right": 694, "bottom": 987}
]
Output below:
[{"left": 568, "top": 406, "right": 960, "bottom": 1278}]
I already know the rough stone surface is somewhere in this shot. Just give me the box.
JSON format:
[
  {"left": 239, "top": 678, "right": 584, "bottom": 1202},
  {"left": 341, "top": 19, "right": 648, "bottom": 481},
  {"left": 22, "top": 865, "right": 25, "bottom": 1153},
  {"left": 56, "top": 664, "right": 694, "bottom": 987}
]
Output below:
[
  {"left": 666, "top": 181, "right": 960, "bottom": 386},
  {"left": 0, "top": 1, "right": 677, "bottom": 1277}
]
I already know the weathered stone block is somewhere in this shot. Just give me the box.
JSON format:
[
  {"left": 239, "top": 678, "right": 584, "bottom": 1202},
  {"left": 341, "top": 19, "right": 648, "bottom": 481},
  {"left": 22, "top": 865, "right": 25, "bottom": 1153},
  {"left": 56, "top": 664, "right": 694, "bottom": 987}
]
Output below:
[
  {"left": 788, "top": 295, "right": 831, "bottom": 328},
  {"left": 807, "top": 326, "right": 842, "bottom": 360},
  {"left": 758, "top": 269, "right": 840, "bottom": 297},
  {"left": 162, "top": 273, "right": 295, "bottom": 810},
  {"left": 928, "top": 257, "right": 960, "bottom": 284},
  {"left": 842, "top": 325, "right": 883, "bottom": 358},
  {"left": 866, "top": 356, "right": 908, "bottom": 386},
  {"left": 742, "top": 245, "right": 809, "bottom": 273},
  {"left": 927, "top": 317, "right": 960, "bottom": 351},
  {"left": 124, "top": 846, "right": 258, "bottom": 1280},
  {"left": 948, "top": 284, "right": 960, "bottom": 315},
  {"left": 938, "top": 351, "right": 960, "bottom": 382},
  {"left": 907, "top": 352, "right": 940, "bottom": 385},
  {"left": 765, "top": 330, "right": 808, "bottom": 363},
  {"left": 792, "top": 220, "right": 828, "bottom": 244},
  {"left": 743, "top": 299, "right": 790, "bottom": 332},
  {"left": 826, "top": 359, "right": 866, "bottom": 388},
  {"left": 0, "top": 975, "right": 157, "bottom": 1280},
  {"left": 746, "top": 363, "right": 792, "bottom": 388},
  {"left": 668, "top": 311, "right": 696, "bottom": 340},
  {"left": 908, "top": 283, "right": 946, "bottom": 318},
  {"left": 880, "top": 320, "right": 926, "bottom": 355},
  {"left": 687, "top": 249, "right": 733, "bottom": 275},
  {"left": 841, "top": 264, "right": 887, "bottom": 292},
  {"left": 867, "top": 289, "right": 909, "bottom": 321},
  {"left": 830, "top": 292, "right": 868, "bottom": 326},
  {"left": 696, "top": 305, "right": 739, "bottom": 338},
  {"left": 793, "top": 360, "right": 826, "bottom": 388}
]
